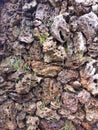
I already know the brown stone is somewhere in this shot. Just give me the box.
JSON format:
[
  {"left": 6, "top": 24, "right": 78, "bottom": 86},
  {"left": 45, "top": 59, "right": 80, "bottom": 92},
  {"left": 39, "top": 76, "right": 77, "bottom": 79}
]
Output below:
[{"left": 31, "top": 61, "right": 61, "bottom": 77}]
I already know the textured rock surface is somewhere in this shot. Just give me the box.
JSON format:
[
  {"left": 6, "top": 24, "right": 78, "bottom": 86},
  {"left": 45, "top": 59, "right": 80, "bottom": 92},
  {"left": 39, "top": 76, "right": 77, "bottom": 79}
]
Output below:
[
  {"left": 43, "top": 37, "right": 67, "bottom": 63},
  {"left": 80, "top": 59, "right": 98, "bottom": 95},
  {"left": 77, "top": 12, "right": 98, "bottom": 43},
  {"left": 51, "top": 14, "right": 70, "bottom": 43},
  {"left": 31, "top": 61, "right": 61, "bottom": 77},
  {"left": 39, "top": 119, "right": 65, "bottom": 130},
  {"left": 0, "top": 0, "right": 98, "bottom": 129},
  {"left": 23, "top": 0, "right": 37, "bottom": 11},
  {"left": 57, "top": 69, "right": 78, "bottom": 84},
  {"left": 26, "top": 116, "right": 39, "bottom": 130}
]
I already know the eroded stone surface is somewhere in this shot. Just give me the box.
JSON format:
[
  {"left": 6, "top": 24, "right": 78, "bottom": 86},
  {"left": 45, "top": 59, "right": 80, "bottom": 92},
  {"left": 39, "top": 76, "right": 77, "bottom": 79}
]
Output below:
[
  {"left": 0, "top": 0, "right": 98, "bottom": 129},
  {"left": 41, "top": 78, "right": 62, "bottom": 103},
  {"left": 23, "top": 0, "right": 37, "bottom": 11},
  {"left": 43, "top": 37, "right": 67, "bottom": 63},
  {"left": 77, "top": 12, "right": 98, "bottom": 43},
  {"left": 31, "top": 61, "right": 61, "bottom": 77},
  {"left": 57, "top": 69, "right": 78, "bottom": 84},
  {"left": 51, "top": 14, "right": 70, "bottom": 43},
  {"left": 85, "top": 98, "right": 98, "bottom": 123},
  {"left": 18, "top": 28, "right": 34, "bottom": 44},
  {"left": 80, "top": 59, "right": 98, "bottom": 95},
  {"left": 39, "top": 119, "right": 65, "bottom": 130},
  {"left": 26, "top": 116, "right": 39, "bottom": 130},
  {"left": 36, "top": 101, "right": 60, "bottom": 120}
]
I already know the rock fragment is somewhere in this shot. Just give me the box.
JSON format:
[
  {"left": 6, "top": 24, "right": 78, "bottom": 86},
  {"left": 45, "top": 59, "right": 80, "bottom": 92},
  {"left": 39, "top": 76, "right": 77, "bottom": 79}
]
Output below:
[
  {"left": 39, "top": 119, "right": 65, "bottom": 130},
  {"left": 15, "top": 74, "right": 37, "bottom": 94},
  {"left": 85, "top": 98, "right": 98, "bottom": 123},
  {"left": 41, "top": 78, "right": 62, "bottom": 103},
  {"left": 22, "top": 0, "right": 37, "bottom": 11},
  {"left": 16, "top": 111, "right": 26, "bottom": 129},
  {"left": 18, "top": 29, "right": 34, "bottom": 43},
  {"left": 35, "top": 4, "right": 49, "bottom": 20},
  {"left": 73, "top": 32, "right": 87, "bottom": 55},
  {"left": 43, "top": 37, "right": 67, "bottom": 63},
  {"left": 88, "top": 37, "right": 98, "bottom": 58},
  {"left": 75, "top": 0, "right": 98, "bottom": 6},
  {"left": 51, "top": 14, "right": 70, "bottom": 43},
  {"left": 62, "top": 92, "right": 78, "bottom": 114},
  {"left": 23, "top": 102, "right": 36, "bottom": 114},
  {"left": 57, "top": 69, "right": 78, "bottom": 84},
  {"left": 36, "top": 101, "right": 60, "bottom": 120},
  {"left": 78, "top": 89, "right": 91, "bottom": 104},
  {"left": 26, "top": 116, "right": 39, "bottom": 130},
  {"left": 80, "top": 59, "right": 98, "bottom": 95},
  {"left": 92, "top": 4, "right": 98, "bottom": 14},
  {"left": 77, "top": 12, "right": 98, "bottom": 43},
  {"left": 48, "top": 0, "right": 62, "bottom": 7},
  {"left": 31, "top": 61, "right": 61, "bottom": 77}
]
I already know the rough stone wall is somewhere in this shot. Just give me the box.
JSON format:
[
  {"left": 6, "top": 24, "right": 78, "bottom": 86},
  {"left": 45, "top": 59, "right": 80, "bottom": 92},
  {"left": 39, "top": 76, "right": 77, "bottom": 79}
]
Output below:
[{"left": 0, "top": 0, "right": 98, "bottom": 130}]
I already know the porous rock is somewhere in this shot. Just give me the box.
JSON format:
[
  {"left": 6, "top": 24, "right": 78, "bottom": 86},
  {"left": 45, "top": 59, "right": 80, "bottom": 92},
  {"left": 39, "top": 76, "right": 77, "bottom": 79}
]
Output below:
[
  {"left": 51, "top": 14, "right": 70, "bottom": 43},
  {"left": 36, "top": 101, "right": 60, "bottom": 120},
  {"left": 85, "top": 98, "right": 98, "bottom": 123},
  {"left": 57, "top": 69, "right": 78, "bottom": 84},
  {"left": 39, "top": 119, "right": 65, "bottom": 130},
  {"left": 41, "top": 78, "right": 62, "bottom": 103},
  {"left": 26, "top": 116, "right": 39, "bottom": 130},
  {"left": 19, "top": 28, "right": 34, "bottom": 44},
  {"left": 43, "top": 37, "right": 67, "bottom": 63},
  {"left": 80, "top": 59, "right": 98, "bottom": 95},
  {"left": 22, "top": 0, "right": 37, "bottom": 11},
  {"left": 73, "top": 32, "right": 87, "bottom": 55},
  {"left": 77, "top": 12, "right": 98, "bottom": 43},
  {"left": 31, "top": 61, "right": 61, "bottom": 77}
]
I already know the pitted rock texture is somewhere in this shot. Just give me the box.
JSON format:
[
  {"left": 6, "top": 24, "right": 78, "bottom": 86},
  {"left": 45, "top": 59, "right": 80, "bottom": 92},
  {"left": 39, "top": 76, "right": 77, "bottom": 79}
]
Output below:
[{"left": 0, "top": 0, "right": 98, "bottom": 130}]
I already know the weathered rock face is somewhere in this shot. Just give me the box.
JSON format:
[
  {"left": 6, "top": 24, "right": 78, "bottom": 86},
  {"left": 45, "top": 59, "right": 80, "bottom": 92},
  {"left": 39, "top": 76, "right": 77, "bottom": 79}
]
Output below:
[
  {"left": 0, "top": 0, "right": 98, "bottom": 129},
  {"left": 22, "top": 0, "right": 37, "bottom": 11},
  {"left": 73, "top": 32, "right": 87, "bottom": 55},
  {"left": 77, "top": 12, "right": 98, "bottom": 43},
  {"left": 29, "top": 41, "right": 43, "bottom": 61},
  {"left": 57, "top": 69, "right": 78, "bottom": 84},
  {"left": 58, "top": 92, "right": 78, "bottom": 117},
  {"left": 43, "top": 37, "right": 67, "bottom": 63},
  {"left": 18, "top": 28, "right": 34, "bottom": 44},
  {"left": 85, "top": 98, "right": 98, "bottom": 123},
  {"left": 78, "top": 89, "right": 91, "bottom": 104},
  {"left": 15, "top": 74, "right": 39, "bottom": 94},
  {"left": 16, "top": 111, "right": 26, "bottom": 129},
  {"left": 51, "top": 14, "right": 70, "bottom": 43},
  {"left": 31, "top": 61, "right": 61, "bottom": 77},
  {"left": 88, "top": 37, "right": 98, "bottom": 58},
  {"left": 35, "top": 3, "right": 49, "bottom": 20},
  {"left": 75, "top": 0, "right": 97, "bottom": 6},
  {"left": 26, "top": 116, "right": 39, "bottom": 130},
  {"left": 41, "top": 78, "right": 62, "bottom": 103},
  {"left": 39, "top": 119, "right": 65, "bottom": 130},
  {"left": 33, "top": 78, "right": 62, "bottom": 103},
  {"left": 36, "top": 101, "right": 60, "bottom": 120},
  {"left": 0, "top": 100, "right": 17, "bottom": 129},
  {"left": 80, "top": 59, "right": 98, "bottom": 96}
]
